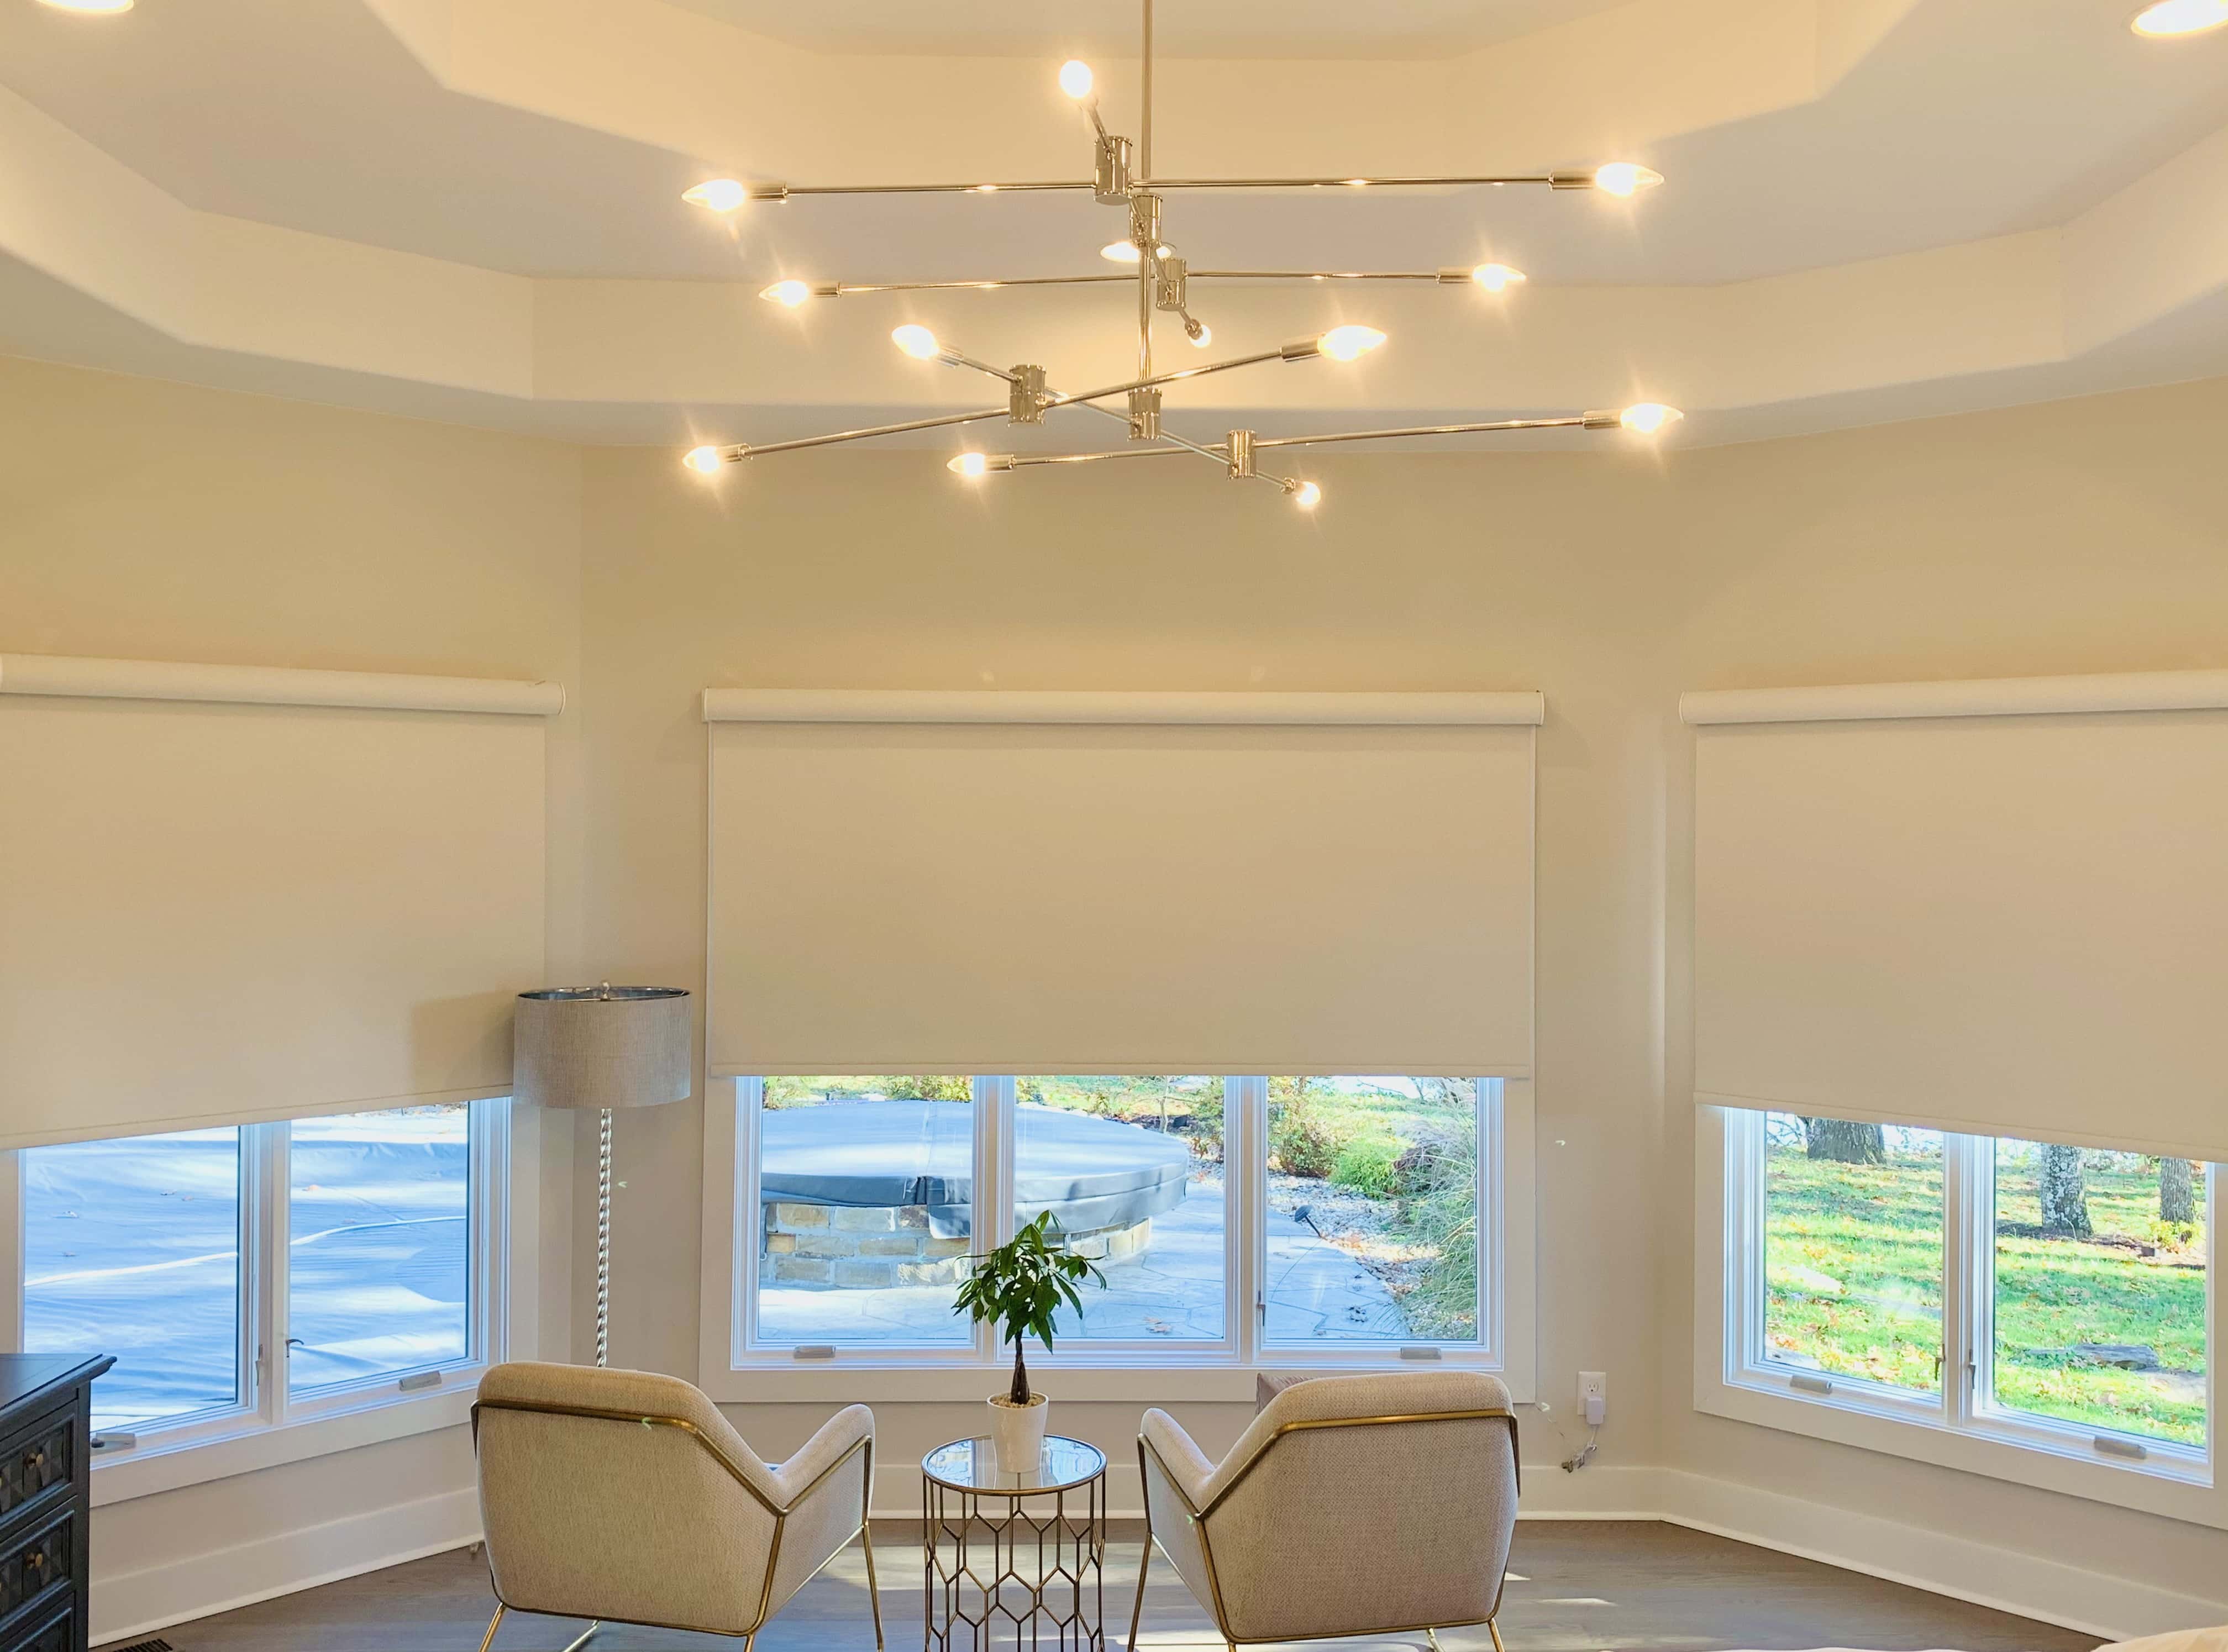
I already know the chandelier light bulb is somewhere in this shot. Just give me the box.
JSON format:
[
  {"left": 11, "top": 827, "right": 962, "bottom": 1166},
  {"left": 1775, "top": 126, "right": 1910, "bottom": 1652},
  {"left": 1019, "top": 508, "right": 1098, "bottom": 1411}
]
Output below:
[
  {"left": 36, "top": 0, "right": 135, "bottom": 10},
  {"left": 2131, "top": 0, "right": 2228, "bottom": 31},
  {"left": 682, "top": 178, "right": 750, "bottom": 213},
  {"left": 948, "top": 452, "right": 991, "bottom": 478},
  {"left": 1059, "top": 60, "right": 1096, "bottom": 99},
  {"left": 682, "top": 446, "right": 725, "bottom": 474},
  {"left": 891, "top": 324, "right": 943, "bottom": 360},
  {"left": 759, "top": 280, "right": 813, "bottom": 308},
  {"left": 1187, "top": 320, "right": 1213, "bottom": 348},
  {"left": 1101, "top": 241, "right": 1140, "bottom": 264},
  {"left": 1619, "top": 402, "right": 1684, "bottom": 434},
  {"left": 1317, "top": 325, "right": 1388, "bottom": 362},
  {"left": 1471, "top": 262, "right": 1527, "bottom": 293},
  {"left": 1292, "top": 481, "right": 1323, "bottom": 509},
  {"left": 1593, "top": 162, "right": 1664, "bottom": 198}
]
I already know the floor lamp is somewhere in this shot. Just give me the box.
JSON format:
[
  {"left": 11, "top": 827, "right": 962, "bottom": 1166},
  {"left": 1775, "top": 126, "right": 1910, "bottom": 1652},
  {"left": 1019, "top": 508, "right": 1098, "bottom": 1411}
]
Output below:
[{"left": 515, "top": 984, "right": 691, "bottom": 1367}]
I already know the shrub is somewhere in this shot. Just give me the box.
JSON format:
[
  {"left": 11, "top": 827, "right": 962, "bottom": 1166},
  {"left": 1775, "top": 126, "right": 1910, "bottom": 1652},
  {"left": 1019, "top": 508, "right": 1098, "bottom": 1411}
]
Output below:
[
  {"left": 1332, "top": 1136, "right": 1402, "bottom": 1198},
  {"left": 1271, "top": 1105, "right": 1339, "bottom": 1179}
]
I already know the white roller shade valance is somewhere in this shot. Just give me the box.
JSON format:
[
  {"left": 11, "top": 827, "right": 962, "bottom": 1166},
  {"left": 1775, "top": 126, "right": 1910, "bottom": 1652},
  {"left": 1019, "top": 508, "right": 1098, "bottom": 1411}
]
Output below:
[
  {"left": 1686, "top": 671, "right": 2228, "bottom": 1161},
  {"left": 705, "top": 690, "right": 1539, "bottom": 1077},
  {"left": 0, "top": 654, "right": 558, "bottom": 1149}
]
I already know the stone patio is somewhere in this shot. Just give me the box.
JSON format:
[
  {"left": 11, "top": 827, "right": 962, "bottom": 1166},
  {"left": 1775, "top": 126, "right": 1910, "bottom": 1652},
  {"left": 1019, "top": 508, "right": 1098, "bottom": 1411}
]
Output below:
[{"left": 757, "top": 1170, "right": 1411, "bottom": 1346}]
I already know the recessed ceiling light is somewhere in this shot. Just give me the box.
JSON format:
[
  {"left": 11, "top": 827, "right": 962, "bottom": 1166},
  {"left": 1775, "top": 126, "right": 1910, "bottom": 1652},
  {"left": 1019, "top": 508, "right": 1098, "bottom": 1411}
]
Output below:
[
  {"left": 2131, "top": 0, "right": 2228, "bottom": 33},
  {"left": 36, "top": 0, "right": 135, "bottom": 11}
]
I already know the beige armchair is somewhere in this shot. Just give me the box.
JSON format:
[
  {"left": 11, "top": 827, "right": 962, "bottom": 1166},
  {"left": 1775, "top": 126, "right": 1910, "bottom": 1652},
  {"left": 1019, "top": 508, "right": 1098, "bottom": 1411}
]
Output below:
[
  {"left": 1133, "top": 1370, "right": 1520, "bottom": 1652},
  {"left": 470, "top": 1361, "right": 879, "bottom": 1652}
]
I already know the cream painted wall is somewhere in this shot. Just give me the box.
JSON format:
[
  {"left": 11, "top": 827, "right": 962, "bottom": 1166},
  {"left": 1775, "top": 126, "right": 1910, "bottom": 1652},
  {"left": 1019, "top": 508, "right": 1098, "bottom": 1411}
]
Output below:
[
  {"left": 577, "top": 376, "right": 2228, "bottom": 1618},
  {"left": 8, "top": 350, "right": 2228, "bottom": 1637},
  {"left": 0, "top": 356, "right": 584, "bottom": 1638}
]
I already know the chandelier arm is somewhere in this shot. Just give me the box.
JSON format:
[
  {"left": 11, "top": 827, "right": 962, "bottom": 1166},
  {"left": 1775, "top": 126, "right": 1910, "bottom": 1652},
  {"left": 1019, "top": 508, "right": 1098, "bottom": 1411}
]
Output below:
[
  {"left": 733, "top": 403, "right": 1020, "bottom": 458},
  {"left": 1248, "top": 417, "right": 1593, "bottom": 448},
  {"left": 1139, "top": 174, "right": 1557, "bottom": 190},
  {"left": 1045, "top": 345, "right": 1295, "bottom": 413},
  {"left": 774, "top": 181, "right": 1097, "bottom": 197},
  {"left": 833, "top": 276, "right": 1141, "bottom": 294},
  {"left": 1189, "top": 270, "right": 1444, "bottom": 281},
  {"left": 1009, "top": 444, "right": 1203, "bottom": 467}
]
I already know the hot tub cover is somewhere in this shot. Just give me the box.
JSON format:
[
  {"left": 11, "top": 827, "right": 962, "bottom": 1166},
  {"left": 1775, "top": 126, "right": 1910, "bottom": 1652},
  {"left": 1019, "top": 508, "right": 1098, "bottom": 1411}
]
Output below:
[{"left": 760, "top": 1099, "right": 1190, "bottom": 1238}]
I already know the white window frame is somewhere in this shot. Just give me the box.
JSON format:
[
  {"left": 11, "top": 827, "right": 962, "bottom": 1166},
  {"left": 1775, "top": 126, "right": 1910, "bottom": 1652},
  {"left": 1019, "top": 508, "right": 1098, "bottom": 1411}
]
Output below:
[
  {"left": 0, "top": 1098, "right": 530, "bottom": 1505},
  {"left": 1697, "top": 1104, "right": 2225, "bottom": 1528},
  {"left": 699, "top": 1075, "right": 1536, "bottom": 1404}
]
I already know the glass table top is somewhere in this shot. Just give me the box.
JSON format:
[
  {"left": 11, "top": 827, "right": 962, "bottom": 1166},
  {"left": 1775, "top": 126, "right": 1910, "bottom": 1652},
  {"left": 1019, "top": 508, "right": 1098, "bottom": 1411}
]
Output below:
[{"left": 922, "top": 1434, "right": 1107, "bottom": 1493}]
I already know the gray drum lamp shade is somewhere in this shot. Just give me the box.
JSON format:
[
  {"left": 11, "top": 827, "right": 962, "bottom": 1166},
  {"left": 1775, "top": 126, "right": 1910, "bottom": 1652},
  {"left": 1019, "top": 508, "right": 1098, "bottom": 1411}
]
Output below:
[{"left": 515, "top": 986, "right": 692, "bottom": 1111}]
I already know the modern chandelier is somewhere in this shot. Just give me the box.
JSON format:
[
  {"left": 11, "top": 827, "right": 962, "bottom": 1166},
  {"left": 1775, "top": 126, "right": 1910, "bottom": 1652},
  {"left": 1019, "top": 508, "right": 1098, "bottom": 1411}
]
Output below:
[{"left": 679, "top": 0, "right": 1683, "bottom": 508}]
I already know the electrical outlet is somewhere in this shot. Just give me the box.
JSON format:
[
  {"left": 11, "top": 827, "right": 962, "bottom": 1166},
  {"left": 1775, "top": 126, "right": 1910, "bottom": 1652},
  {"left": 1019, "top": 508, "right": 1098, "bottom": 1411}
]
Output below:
[{"left": 1579, "top": 1370, "right": 1607, "bottom": 1425}]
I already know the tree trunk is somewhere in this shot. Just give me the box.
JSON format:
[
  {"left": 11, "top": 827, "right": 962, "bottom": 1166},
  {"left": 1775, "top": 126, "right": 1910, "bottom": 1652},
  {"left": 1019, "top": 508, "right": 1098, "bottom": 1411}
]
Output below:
[
  {"left": 2160, "top": 1158, "right": 2197, "bottom": 1227},
  {"left": 2040, "top": 1144, "right": 2092, "bottom": 1237},
  {"left": 1008, "top": 1339, "right": 1031, "bottom": 1407},
  {"left": 1805, "top": 1119, "right": 1887, "bottom": 1164}
]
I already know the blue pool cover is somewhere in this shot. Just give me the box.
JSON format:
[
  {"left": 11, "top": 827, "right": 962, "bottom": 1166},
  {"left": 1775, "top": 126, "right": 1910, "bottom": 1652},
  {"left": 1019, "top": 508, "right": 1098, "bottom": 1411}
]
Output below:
[{"left": 760, "top": 1099, "right": 1190, "bottom": 1239}]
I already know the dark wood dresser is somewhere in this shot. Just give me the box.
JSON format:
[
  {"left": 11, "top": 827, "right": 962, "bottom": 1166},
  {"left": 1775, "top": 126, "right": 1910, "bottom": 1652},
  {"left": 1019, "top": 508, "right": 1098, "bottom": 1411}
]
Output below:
[{"left": 0, "top": 1356, "right": 113, "bottom": 1652}]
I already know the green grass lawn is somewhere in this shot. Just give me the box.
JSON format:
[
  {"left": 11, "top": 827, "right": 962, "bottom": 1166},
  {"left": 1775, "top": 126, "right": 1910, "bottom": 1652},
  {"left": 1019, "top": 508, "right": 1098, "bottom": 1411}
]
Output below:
[{"left": 1765, "top": 1136, "right": 2206, "bottom": 1446}]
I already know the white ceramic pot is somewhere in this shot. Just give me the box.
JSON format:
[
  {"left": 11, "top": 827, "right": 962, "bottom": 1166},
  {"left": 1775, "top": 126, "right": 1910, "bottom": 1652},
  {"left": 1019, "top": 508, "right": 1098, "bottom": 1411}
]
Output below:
[{"left": 987, "top": 1391, "right": 1049, "bottom": 1473}]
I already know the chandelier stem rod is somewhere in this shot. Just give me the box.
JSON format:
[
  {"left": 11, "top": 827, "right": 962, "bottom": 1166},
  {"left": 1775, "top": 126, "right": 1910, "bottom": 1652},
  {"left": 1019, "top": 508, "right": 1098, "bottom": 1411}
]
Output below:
[
  {"left": 1141, "top": 0, "right": 1153, "bottom": 182},
  {"left": 737, "top": 404, "right": 1016, "bottom": 457}
]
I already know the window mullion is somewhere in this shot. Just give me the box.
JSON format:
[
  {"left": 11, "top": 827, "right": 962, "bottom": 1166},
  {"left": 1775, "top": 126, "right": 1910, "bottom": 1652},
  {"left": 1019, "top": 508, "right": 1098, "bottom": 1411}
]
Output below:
[
  {"left": 245, "top": 1122, "right": 288, "bottom": 1424},
  {"left": 976, "top": 1077, "right": 1015, "bottom": 1365},
  {"left": 1228, "top": 1077, "right": 1261, "bottom": 1363},
  {"left": 1940, "top": 1133, "right": 1974, "bottom": 1427}
]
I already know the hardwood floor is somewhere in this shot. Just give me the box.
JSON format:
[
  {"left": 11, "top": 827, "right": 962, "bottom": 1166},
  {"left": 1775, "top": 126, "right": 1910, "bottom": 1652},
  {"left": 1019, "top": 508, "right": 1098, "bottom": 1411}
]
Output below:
[{"left": 114, "top": 1521, "right": 2103, "bottom": 1652}]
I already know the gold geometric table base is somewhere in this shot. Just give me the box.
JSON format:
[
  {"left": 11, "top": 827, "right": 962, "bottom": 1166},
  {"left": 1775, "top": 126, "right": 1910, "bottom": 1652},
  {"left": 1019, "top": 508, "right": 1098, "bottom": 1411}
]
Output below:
[{"left": 923, "top": 1448, "right": 1106, "bottom": 1651}]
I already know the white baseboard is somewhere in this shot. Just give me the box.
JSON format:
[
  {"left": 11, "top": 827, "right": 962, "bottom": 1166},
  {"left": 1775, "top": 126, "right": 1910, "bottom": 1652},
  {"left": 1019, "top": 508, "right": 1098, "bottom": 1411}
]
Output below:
[
  {"left": 91, "top": 1486, "right": 482, "bottom": 1650},
  {"left": 1651, "top": 1467, "right": 2228, "bottom": 1643}
]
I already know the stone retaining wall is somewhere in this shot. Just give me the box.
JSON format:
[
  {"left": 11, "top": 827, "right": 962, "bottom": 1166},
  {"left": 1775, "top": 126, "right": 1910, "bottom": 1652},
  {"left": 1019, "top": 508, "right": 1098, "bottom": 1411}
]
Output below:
[{"left": 761, "top": 1201, "right": 1153, "bottom": 1287}]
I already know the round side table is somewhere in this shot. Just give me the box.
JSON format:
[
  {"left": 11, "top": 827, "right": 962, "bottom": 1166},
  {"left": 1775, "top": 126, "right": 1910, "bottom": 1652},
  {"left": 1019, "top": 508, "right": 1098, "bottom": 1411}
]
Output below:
[{"left": 921, "top": 1434, "right": 1107, "bottom": 1651}]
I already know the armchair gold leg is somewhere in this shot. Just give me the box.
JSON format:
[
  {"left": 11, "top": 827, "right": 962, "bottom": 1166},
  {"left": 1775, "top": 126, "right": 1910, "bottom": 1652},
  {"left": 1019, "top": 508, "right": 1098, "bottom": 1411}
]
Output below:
[
  {"left": 1126, "top": 1536, "right": 1152, "bottom": 1651},
  {"left": 860, "top": 1519, "right": 886, "bottom": 1651},
  {"left": 1488, "top": 1617, "right": 1507, "bottom": 1652},
  {"left": 558, "top": 1623, "right": 602, "bottom": 1652},
  {"left": 1427, "top": 1632, "right": 1443, "bottom": 1652},
  {"left": 475, "top": 1604, "right": 506, "bottom": 1652}
]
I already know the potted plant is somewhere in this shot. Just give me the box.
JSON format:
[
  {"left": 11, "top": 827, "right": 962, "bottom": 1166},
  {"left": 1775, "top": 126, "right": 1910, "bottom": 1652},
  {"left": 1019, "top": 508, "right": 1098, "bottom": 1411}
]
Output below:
[{"left": 955, "top": 1210, "right": 1105, "bottom": 1470}]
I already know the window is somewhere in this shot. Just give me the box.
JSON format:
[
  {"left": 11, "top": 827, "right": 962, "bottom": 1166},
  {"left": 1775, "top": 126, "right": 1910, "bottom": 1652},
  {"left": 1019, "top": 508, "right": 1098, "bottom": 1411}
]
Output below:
[
  {"left": 14, "top": 1101, "right": 507, "bottom": 1453},
  {"left": 1714, "top": 1107, "right": 2217, "bottom": 1509},
  {"left": 1760, "top": 1114, "right": 1943, "bottom": 1398},
  {"left": 1016, "top": 1077, "right": 1225, "bottom": 1344},
  {"left": 731, "top": 1074, "right": 1517, "bottom": 1374},
  {"left": 755, "top": 1077, "right": 974, "bottom": 1350},
  {"left": 24, "top": 1127, "right": 244, "bottom": 1435},
  {"left": 1984, "top": 1139, "right": 2206, "bottom": 1450},
  {"left": 287, "top": 1106, "right": 474, "bottom": 1395},
  {"left": 1264, "top": 1077, "right": 1483, "bottom": 1348}
]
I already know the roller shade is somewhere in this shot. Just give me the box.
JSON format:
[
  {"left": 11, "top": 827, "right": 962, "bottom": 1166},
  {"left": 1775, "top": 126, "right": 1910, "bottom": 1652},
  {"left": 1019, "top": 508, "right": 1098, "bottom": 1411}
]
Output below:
[
  {"left": 1686, "top": 671, "right": 2228, "bottom": 1161},
  {"left": 705, "top": 690, "right": 1538, "bottom": 1077},
  {"left": 0, "top": 654, "right": 558, "bottom": 1148}
]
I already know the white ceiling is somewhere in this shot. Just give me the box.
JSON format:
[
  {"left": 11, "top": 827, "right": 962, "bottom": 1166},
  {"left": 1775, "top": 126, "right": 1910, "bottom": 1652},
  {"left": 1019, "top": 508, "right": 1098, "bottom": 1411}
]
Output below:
[
  {"left": 658, "top": 0, "right": 1635, "bottom": 59},
  {"left": 2, "top": 0, "right": 2227, "bottom": 450}
]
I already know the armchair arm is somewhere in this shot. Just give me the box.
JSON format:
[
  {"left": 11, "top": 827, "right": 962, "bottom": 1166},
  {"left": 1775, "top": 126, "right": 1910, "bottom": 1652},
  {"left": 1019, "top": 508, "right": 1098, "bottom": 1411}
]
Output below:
[
  {"left": 767, "top": 1403, "right": 875, "bottom": 1510},
  {"left": 1139, "top": 1409, "right": 1215, "bottom": 1511}
]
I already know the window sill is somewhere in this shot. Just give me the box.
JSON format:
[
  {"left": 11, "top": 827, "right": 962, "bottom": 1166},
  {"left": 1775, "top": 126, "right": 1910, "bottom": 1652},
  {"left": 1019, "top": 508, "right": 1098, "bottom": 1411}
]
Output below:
[
  {"left": 1696, "top": 1368, "right": 2223, "bottom": 1530},
  {"left": 90, "top": 1368, "right": 486, "bottom": 1506},
  {"left": 705, "top": 1356, "right": 1522, "bottom": 1407}
]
